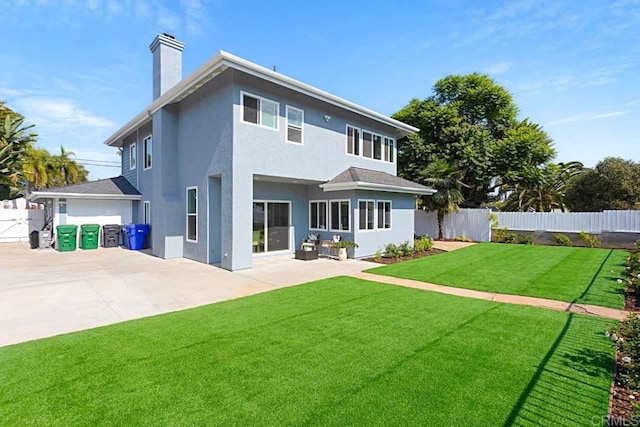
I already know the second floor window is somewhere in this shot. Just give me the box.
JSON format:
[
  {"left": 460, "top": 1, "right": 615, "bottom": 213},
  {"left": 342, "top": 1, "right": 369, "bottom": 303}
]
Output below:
[
  {"left": 242, "top": 92, "right": 278, "bottom": 130},
  {"left": 129, "top": 142, "right": 136, "bottom": 170},
  {"left": 143, "top": 135, "right": 152, "bottom": 170},
  {"left": 286, "top": 106, "right": 303, "bottom": 144},
  {"left": 347, "top": 125, "right": 394, "bottom": 163}
]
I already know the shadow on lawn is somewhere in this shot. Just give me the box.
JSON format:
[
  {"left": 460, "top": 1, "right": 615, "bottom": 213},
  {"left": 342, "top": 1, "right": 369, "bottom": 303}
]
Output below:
[
  {"left": 572, "top": 249, "right": 614, "bottom": 305},
  {"left": 504, "top": 314, "right": 614, "bottom": 426}
]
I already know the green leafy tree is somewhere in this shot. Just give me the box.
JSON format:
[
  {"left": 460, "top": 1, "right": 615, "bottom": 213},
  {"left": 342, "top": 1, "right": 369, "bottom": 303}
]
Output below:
[
  {"left": 394, "top": 73, "right": 555, "bottom": 206},
  {"left": 422, "top": 160, "right": 466, "bottom": 240},
  {"left": 500, "top": 161, "right": 584, "bottom": 212},
  {"left": 565, "top": 157, "right": 640, "bottom": 211},
  {"left": 0, "top": 106, "right": 37, "bottom": 199}
]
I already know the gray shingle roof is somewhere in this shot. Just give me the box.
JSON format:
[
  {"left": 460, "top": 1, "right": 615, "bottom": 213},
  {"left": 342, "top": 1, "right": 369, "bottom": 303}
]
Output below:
[
  {"left": 36, "top": 176, "right": 140, "bottom": 196},
  {"left": 325, "top": 167, "right": 432, "bottom": 191}
]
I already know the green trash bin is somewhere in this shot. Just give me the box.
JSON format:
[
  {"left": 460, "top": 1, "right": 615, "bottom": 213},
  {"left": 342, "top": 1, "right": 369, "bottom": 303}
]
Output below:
[
  {"left": 56, "top": 225, "right": 78, "bottom": 252},
  {"left": 80, "top": 224, "right": 100, "bottom": 250}
]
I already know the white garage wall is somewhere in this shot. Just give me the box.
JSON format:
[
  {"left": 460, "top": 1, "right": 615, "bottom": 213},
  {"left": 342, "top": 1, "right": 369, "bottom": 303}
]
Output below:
[{"left": 66, "top": 199, "right": 132, "bottom": 227}]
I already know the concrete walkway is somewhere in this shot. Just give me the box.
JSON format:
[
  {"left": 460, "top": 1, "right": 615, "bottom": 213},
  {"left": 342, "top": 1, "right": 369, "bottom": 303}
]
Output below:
[
  {"left": 432, "top": 240, "right": 476, "bottom": 252},
  {"left": 352, "top": 272, "right": 629, "bottom": 321},
  {"left": 0, "top": 243, "right": 377, "bottom": 347}
]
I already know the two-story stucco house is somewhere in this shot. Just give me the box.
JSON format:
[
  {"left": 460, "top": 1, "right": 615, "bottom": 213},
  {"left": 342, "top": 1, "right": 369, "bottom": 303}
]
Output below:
[{"left": 35, "top": 34, "right": 435, "bottom": 271}]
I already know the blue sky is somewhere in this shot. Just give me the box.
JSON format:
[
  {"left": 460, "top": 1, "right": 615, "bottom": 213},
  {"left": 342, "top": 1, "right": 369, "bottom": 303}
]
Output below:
[{"left": 1, "top": 0, "right": 638, "bottom": 180}]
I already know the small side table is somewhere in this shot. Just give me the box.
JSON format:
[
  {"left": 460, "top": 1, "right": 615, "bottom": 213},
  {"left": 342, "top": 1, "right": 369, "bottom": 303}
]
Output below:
[{"left": 295, "top": 249, "right": 318, "bottom": 261}]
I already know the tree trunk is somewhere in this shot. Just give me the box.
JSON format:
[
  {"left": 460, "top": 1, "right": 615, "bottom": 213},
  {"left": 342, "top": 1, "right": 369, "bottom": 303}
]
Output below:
[{"left": 437, "top": 210, "right": 445, "bottom": 240}]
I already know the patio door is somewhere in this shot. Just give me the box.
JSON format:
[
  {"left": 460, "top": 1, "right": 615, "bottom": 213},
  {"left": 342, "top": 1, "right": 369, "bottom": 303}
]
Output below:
[{"left": 252, "top": 201, "right": 290, "bottom": 254}]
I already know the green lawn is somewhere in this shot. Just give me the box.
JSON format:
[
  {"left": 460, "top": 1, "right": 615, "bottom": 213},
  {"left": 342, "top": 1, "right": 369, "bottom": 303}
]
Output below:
[
  {"left": 0, "top": 277, "right": 614, "bottom": 426},
  {"left": 367, "top": 243, "right": 627, "bottom": 309}
]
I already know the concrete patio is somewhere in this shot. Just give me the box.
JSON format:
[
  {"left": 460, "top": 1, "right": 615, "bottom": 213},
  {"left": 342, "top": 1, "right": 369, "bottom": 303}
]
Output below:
[{"left": 0, "top": 243, "right": 378, "bottom": 347}]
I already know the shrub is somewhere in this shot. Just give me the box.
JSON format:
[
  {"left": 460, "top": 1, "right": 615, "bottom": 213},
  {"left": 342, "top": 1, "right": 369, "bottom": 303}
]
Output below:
[
  {"left": 414, "top": 235, "right": 434, "bottom": 252},
  {"left": 579, "top": 231, "right": 600, "bottom": 248},
  {"left": 554, "top": 233, "right": 572, "bottom": 247},
  {"left": 384, "top": 243, "right": 402, "bottom": 259},
  {"left": 374, "top": 249, "right": 382, "bottom": 263},
  {"left": 609, "top": 314, "right": 640, "bottom": 389},
  {"left": 493, "top": 228, "right": 516, "bottom": 243},
  {"left": 453, "top": 235, "right": 472, "bottom": 242},
  {"left": 399, "top": 241, "right": 414, "bottom": 257},
  {"left": 503, "top": 232, "right": 517, "bottom": 244},
  {"left": 516, "top": 234, "right": 534, "bottom": 245}
]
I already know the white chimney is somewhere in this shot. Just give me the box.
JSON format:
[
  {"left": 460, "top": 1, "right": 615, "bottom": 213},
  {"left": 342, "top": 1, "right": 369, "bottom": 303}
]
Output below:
[{"left": 149, "top": 33, "right": 185, "bottom": 101}]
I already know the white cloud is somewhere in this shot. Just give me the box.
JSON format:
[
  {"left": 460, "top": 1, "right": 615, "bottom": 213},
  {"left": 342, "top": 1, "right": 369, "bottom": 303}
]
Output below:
[
  {"left": 592, "top": 111, "right": 628, "bottom": 119},
  {"left": 546, "top": 115, "right": 585, "bottom": 126},
  {"left": 15, "top": 97, "right": 115, "bottom": 129},
  {"left": 180, "top": 0, "right": 206, "bottom": 36},
  {"left": 481, "top": 62, "right": 512, "bottom": 75}
]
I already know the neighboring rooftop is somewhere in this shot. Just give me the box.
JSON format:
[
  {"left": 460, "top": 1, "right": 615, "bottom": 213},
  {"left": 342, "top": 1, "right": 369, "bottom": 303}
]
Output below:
[
  {"left": 30, "top": 176, "right": 142, "bottom": 201},
  {"left": 320, "top": 167, "right": 436, "bottom": 195}
]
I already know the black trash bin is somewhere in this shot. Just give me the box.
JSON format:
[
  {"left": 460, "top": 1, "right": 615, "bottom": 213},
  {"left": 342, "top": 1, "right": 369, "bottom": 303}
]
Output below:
[
  {"left": 102, "top": 224, "right": 121, "bottom": 248},
  {"left": 29, "top": 230, "right": 39, "bottom": 249}
]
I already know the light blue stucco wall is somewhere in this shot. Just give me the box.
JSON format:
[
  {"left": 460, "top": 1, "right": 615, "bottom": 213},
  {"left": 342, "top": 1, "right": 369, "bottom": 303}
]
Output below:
[
  {"left": 116, "top": 68, "right": 416, "bottom": 270},
  {"left": 306, "top": 186, "right": 414, "bottom": 258},
  {"left": 227, "top": 71, "right": 402, "bottom": 269},
  {"left": 122, "top": 131, "right": 138, "bottom": 189}
]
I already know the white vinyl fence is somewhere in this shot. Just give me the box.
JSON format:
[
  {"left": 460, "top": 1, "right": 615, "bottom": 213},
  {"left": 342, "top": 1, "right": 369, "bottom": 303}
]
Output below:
[
  {"left": 415, "top": 208, "right": 492, "bottom": 242},
  {"left": 0, "top": 209, "right": 45, "bottom": 243},
  {"left": 496, "top": 210, "right": 640, "bottom": 233},
  {"left": 415, "top": 209, "right": 640, "bottom": 242}
]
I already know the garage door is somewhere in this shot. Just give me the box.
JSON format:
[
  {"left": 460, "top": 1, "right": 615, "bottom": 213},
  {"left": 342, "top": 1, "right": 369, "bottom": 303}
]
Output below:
[{"left": 66, "top": 199, "right": 132, "bottom": 226}]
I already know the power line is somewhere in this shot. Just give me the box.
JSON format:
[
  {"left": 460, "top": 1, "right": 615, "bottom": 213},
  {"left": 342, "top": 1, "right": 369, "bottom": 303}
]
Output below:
[
  {"left": 76, "top": 162, "right": 120, "bottom": 168},
  {"left": 74, "top": 158, "right": 120, "bottom": 165}
]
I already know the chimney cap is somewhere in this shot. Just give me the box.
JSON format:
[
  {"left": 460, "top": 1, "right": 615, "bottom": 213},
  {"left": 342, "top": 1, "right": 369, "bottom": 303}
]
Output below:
[{"left": 150, "top": 33, "right": 185, "bottom": 53}]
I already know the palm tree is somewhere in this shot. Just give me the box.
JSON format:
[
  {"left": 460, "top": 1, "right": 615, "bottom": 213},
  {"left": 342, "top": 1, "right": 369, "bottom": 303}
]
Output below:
[
  {"left": 51, "top": 145, "right": 87, "bottom": 186},
  {"left": 0, "top": 113, "right": 37, "bottom": 198},
  {"left": 422, "top": 160, "right": 466, "bottom": 240},
  {"left": 501, "top": 161, "right": 583, "bottom": 212},
  {"left": 22, "top": 148, "right": 51, "bottom": 192}
]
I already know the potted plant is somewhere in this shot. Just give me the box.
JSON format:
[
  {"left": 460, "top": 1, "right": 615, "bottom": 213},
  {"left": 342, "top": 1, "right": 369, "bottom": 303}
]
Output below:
[{"left": 333, "top": 240, "right": 358, "bottom": 261}]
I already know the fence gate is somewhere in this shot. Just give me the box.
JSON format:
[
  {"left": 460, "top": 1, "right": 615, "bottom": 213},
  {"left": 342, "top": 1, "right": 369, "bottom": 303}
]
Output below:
[{"left": 0, "top": 209, "right": 45, "bottom": 243}]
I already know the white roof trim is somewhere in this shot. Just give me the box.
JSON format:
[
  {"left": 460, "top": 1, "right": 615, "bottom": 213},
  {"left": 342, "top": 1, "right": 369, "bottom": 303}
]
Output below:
[
  {"left": 104, "top": 51, "right": 418, "bottom": 147},
  {"left": 29, "top": 192, "right": 142, "bottom": 201},
  {"left": 319, "top": 181, "right": 436, "bottom": 195}
]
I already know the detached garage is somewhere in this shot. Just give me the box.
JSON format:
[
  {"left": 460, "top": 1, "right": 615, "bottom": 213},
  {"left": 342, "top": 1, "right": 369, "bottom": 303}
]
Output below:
[{"left": 29, "top": 176, "right": 141, "bottom": 232}]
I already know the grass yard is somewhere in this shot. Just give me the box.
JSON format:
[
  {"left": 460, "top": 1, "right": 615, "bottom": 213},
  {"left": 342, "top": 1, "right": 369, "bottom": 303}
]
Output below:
[
  {"left": 0, "top": 277, "right": 614, "bottom": 426},
  {"left": 367, "top": 243, "right": 627, "bottom": 309}
]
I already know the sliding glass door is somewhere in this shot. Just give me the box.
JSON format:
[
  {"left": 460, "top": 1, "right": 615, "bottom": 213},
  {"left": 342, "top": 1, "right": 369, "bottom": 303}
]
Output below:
[{"left": 252, "top": 201, "right": 290, "bottom": 254}]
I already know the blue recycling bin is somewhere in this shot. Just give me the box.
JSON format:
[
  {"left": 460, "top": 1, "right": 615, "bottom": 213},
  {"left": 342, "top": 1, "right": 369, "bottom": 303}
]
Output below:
[{"left": 126, "top": 224, "right": 150, "bottom": 250}]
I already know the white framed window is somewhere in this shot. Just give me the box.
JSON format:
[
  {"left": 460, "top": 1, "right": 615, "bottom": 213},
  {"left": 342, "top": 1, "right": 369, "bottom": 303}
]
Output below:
[
  {"left": 309, "top": 200, "right": 327, "bottom": 230},
  {"left": 362, "top": 131, "right": 373, "bottom": 159},
  {"left": 329, "top": 200, "right": 350, "bottom": 232},
  {"left": 346, "top": 125, "right": 360, "bottom": 156},
  {"left": 186, "top": 186, "right": 197, "bottom": 242},
  {"left": 143, "top": 201, "right": 151, "bottom": 225},
  {"left": 129, "top": 142, "right": 136, "bottom": 170},
  {"left": 346, "top": 124, "right": 394, "bottom": 163},
  {"left": 143, "top": 135, "right": 152, "bottom": 170},
  {"left": 241, "top": 92, "right": 279, "bottom": 130},
  {"left": 377, "top": 200, "right": 391, "bottom": 229},
  {"left": 286, "top": 105, "right": 303, "bottom": 144},
  {"left": 373, "top": 134, "right": 382, "bottom": 160},
  {"left": 384, "top": 137, "right": 395, "bottom": 163},
  {"left": 358, "top": 200, "right": 375, "bottom": 231}
]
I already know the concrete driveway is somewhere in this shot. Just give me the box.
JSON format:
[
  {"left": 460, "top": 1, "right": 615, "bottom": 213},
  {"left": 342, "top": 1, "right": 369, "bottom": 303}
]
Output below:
[{"left": 0, "top": 244, "right": 377, "bottom": 347}]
